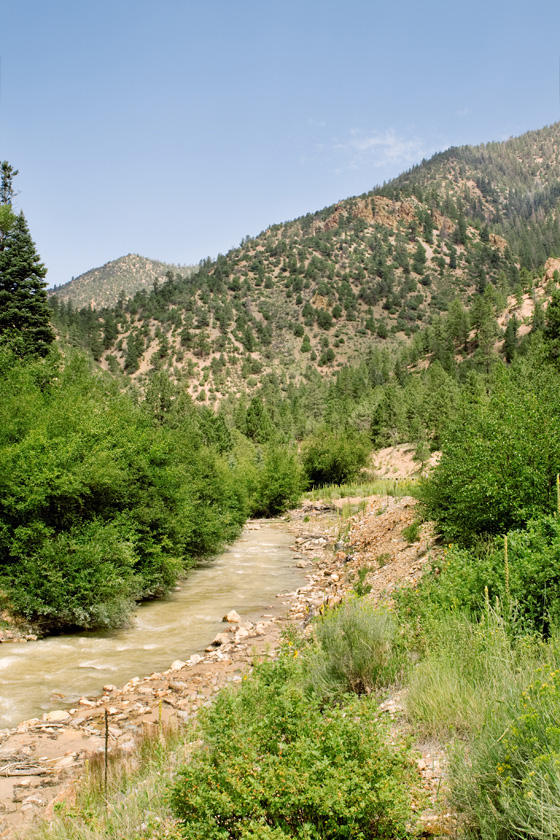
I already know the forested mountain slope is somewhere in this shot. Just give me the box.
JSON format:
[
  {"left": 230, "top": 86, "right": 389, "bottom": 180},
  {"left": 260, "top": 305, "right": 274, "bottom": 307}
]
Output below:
[
  {"left": 49, "top": 123, "right": 560, "bottom": 400},
  {"left": 49, "top": 253, "right": 197, "bottom": 309}
]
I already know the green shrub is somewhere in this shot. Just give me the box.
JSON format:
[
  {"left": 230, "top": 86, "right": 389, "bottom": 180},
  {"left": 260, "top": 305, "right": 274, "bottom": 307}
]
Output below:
[
  {"left": 402, "top": 519, "right": 421, "bottom": 543},
  {"left": 450, "top": 661, "right": 560, "bottom": 839},
  {"left": 422, "top": 358, "right": 560, "bottom": 543},
  {"left": 250, "top": 444, "right": 304, "bottom": 517},
  {"left": 353, "top": 566, "right": 372, "bottom": 597},
  {"left": 304, "top": 599, "right": 404, "bottom": 700},
  {"left": 399, "top": 516, "right": 560, "bottom": 636},
  {"left": 171, "top": 655, "right": 416, "bottom": 839},
  {"left": 301, "top": 428, "right": 370, "bottom": 487},
  {"left": 0, "top": 351, "right": 247, "bottom": 632},
  {"left": 2, "top": 519, "right": 141, "bottom": 630}
]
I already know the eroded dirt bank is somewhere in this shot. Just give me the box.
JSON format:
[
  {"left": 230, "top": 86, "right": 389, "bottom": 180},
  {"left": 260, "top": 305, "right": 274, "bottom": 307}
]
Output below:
[{"left": 0, "top": 495, "right": 443, "bottom": 838}]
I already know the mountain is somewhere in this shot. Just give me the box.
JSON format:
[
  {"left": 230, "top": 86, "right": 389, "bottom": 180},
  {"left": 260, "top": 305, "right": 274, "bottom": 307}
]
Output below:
[
  {"left": 50, "top": 122, "right": 560, "bottom": 400},
  {"left": 49, "top": 253, "right": 197, "bottom": 309}
]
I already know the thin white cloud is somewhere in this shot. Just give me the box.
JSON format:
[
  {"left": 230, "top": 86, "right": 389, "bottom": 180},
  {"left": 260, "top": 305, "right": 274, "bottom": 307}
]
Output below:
[
  {"left": 456, "top": 108, "right": 469, "bottom": 117},
  {"left": 330, "top": 128, "right": 446, "bottom": 173}
]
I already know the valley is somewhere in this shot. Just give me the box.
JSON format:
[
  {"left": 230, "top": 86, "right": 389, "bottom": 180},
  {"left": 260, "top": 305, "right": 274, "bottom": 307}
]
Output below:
[{"left": 3, "top": 120, "right": 560, "bottom": 837}]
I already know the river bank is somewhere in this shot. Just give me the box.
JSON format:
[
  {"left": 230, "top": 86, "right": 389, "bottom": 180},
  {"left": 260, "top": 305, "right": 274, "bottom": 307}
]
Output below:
[{"left": 0, "top": 495, "right": 442, "bottom": 838}]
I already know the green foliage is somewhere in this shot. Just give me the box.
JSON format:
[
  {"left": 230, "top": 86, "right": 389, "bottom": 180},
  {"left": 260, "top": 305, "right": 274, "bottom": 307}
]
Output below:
[
  {"left": 301, "top": 428, "right": 370, "bottom": 487},
  {"left": 250, "top": 444, "right": 304, "bottom": 517},
  {"left": 402, "top": 519, "right": 421, "bottom": 543},
  {"left": 171, "top": 653, "right": 416, "bottom": 839},
  {"left": 353, "top": 565, "right": 372, "bottom": 597},
  {"left": 3, "top": 519, "right": 142, "bottom": 630},
  {"left": 0, "top": 351, "right": 246, "bottom": 631},
  {"left": 407, "top": 516, "right": 560, "bottom": 635},
  {"left": 0, "top": 211, "right": 55, "bottom": 357},
  {"left": 244, "top": 395, "right": 274, "bottom": 443},
  {"left": 422, "top": 356, "right": 560, "bottom": 542},
  {"left": 304, "top": 599, "right": 404, "bottom": 700},
  {"left": 403, "top": 609, "right": 529, "bottom": 738},
  {"left": 450, "top": 661, "right": 560, "bottom": 839},
  {"left": 544, "top": 288, "right": 560, "bottom": 364}
]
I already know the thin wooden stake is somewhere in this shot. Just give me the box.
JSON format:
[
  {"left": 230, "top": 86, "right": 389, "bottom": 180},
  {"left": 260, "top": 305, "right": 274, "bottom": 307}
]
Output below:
[
  {"left": 504, "top": 535, "right": 510, "bottom": 605},
  {"left": 104, "top": 708, "right": 109, "bottom": 806}
]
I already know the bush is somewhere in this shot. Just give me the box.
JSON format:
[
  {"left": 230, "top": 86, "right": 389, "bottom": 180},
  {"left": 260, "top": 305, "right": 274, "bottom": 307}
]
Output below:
[
  {"left": 250, "top": 444, "right": 304, "bottom": 517},
  {"left": 450, "top": 661, "right": 560, "bottom": 839},
  {"left": 422, "top": 357, "right": 560, "bottom": 543},
  {"left": 400, "top": 515, "right": 560, "bottom": 636},
  {"left": 301, "top": 428, "right": 370, "bottom": 487},
  {"left": 171, "top": 654, "right": 416, "bottom": 839},
  {"left": 2, "top": 519, "right": 141, "bottom": 630},
  {"left": 0, "top": 351, "right": 247, "bottom": 632},
  {"left": 304, "top": 599, "right": 404, "bottom": 700},
  {"left": 424, "top": 359, "right": 560, "bottom": 542}
]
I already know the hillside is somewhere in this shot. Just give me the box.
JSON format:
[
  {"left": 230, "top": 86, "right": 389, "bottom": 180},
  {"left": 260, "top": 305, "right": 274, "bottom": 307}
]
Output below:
[
  {"left": 49, "top": 253, "right": 197, "bottom": 309},
  {"left": 49, "top": 122, "right": 560, "bottom": 400}
]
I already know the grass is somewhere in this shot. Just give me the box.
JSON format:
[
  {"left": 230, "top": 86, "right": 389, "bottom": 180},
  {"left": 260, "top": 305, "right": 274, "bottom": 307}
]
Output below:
[
  {"left": 303, "top": 598, "right": 405, "bottom": 700},
  {"left": 402, "top": 607, "right": 560, "bottom": 837},
  {"left": 402, "top": 519, "right": 422, "bottom": 543},
  {"left": 31, "top": 721, "right": 187, "bottom": 840},
  {"left": 303, "top": 477, "right": 420, "bottom": 503},
  {"left": 450, "top": 655, "right": 560, "bottom": 839}
]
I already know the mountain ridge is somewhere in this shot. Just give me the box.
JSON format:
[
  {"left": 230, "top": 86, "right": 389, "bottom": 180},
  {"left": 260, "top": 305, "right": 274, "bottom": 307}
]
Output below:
[
  {"left": 49, "top": 122, "right": 560, "bottom": 400},
  {"left": 49, "top": 253, "right": 197, "bottom": 310}
]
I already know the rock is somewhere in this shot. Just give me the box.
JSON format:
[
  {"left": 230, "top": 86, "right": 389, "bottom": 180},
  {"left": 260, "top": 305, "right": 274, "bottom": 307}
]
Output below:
[
  {"left": 296, "top": 559, "right": 309, "bottom": 568},
  {"left": 223, "top": 610, "right": 241, "bottom": 623},
  {"left": 234, "top": 627, "right": 250, "bottom": 640},
  {"left": 330, "top": 573, "right": 340, "bottom": 582},
  {"left": 188, "top": 654, "right": 203, "bottom": 665},
  {"left": 53, "top": 754, "right": 78, "bottom": 769},
  {"left": 210, "top": 633, "right": 230, "bottom": 647},
  {"left": 170, "top": 660, "right": 186, "bottom": 671},
  {"left": 168, "top": 680, "right": 188, "bottom": 691},
  {"left": 117, "top": 739, "right": 136, "bottom": 754},
  {"left": 103, "top": 684, "right": 117, "bottom": 693},
  {"left": 78, "top": 697, "right": 96, "bottom": 707},
  {"left": 42, "top": 710, "right": 71, "bottom": 723}
]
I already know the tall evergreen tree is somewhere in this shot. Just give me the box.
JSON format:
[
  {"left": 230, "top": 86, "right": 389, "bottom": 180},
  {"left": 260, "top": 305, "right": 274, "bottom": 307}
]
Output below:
[
  {"left": 0, "top": 162, "right": 54, "bottom": 356},
  {"left": 0, "top": 211, "right": 55, "bottom": 356}
]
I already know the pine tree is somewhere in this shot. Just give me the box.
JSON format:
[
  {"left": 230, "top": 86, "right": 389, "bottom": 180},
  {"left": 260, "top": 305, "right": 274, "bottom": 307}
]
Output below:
[
  {"left": 504, "top": 315, "right": 518, "bottom": 363},
  {"left": 0, "top": 211, "right": 55, "bottom": 356},
  {"left": 0, "top": 162, "right": 54, "bottom": 356}
]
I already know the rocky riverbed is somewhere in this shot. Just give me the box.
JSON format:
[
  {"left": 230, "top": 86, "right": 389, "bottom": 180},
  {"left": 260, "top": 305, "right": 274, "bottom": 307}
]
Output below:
[{"left": 0, "top": 495, "right": 450, "bottom": 838}]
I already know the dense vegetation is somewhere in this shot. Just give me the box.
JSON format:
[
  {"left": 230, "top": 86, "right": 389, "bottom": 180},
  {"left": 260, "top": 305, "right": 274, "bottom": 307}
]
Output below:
[
  {"left": 8, "top": 122, "right": 560, "bottom": 836},
  {"left": 49, "top": 123, "right": 560, "bottom": 404}
]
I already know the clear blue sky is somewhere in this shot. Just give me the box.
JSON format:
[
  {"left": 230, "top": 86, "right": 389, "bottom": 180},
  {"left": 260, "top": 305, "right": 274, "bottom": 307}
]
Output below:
[{"left": 2, "top": 0, "right": 560, "bottom": 287}]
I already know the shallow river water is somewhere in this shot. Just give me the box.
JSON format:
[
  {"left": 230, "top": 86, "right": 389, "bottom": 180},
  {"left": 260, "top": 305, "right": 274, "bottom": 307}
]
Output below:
[{"left": 0, "top": 525, "right": 304, "bottom": 729}]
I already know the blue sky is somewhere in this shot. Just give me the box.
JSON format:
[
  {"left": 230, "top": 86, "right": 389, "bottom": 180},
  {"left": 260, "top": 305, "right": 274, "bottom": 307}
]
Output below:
[{"left": 2, "top": 0, "right": 560, "bottom": 287}]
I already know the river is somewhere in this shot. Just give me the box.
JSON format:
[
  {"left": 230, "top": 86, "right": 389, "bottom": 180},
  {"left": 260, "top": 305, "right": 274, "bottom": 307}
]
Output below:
[{"left": 0, "top": 524, "right": 304, "bottom": 729}]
